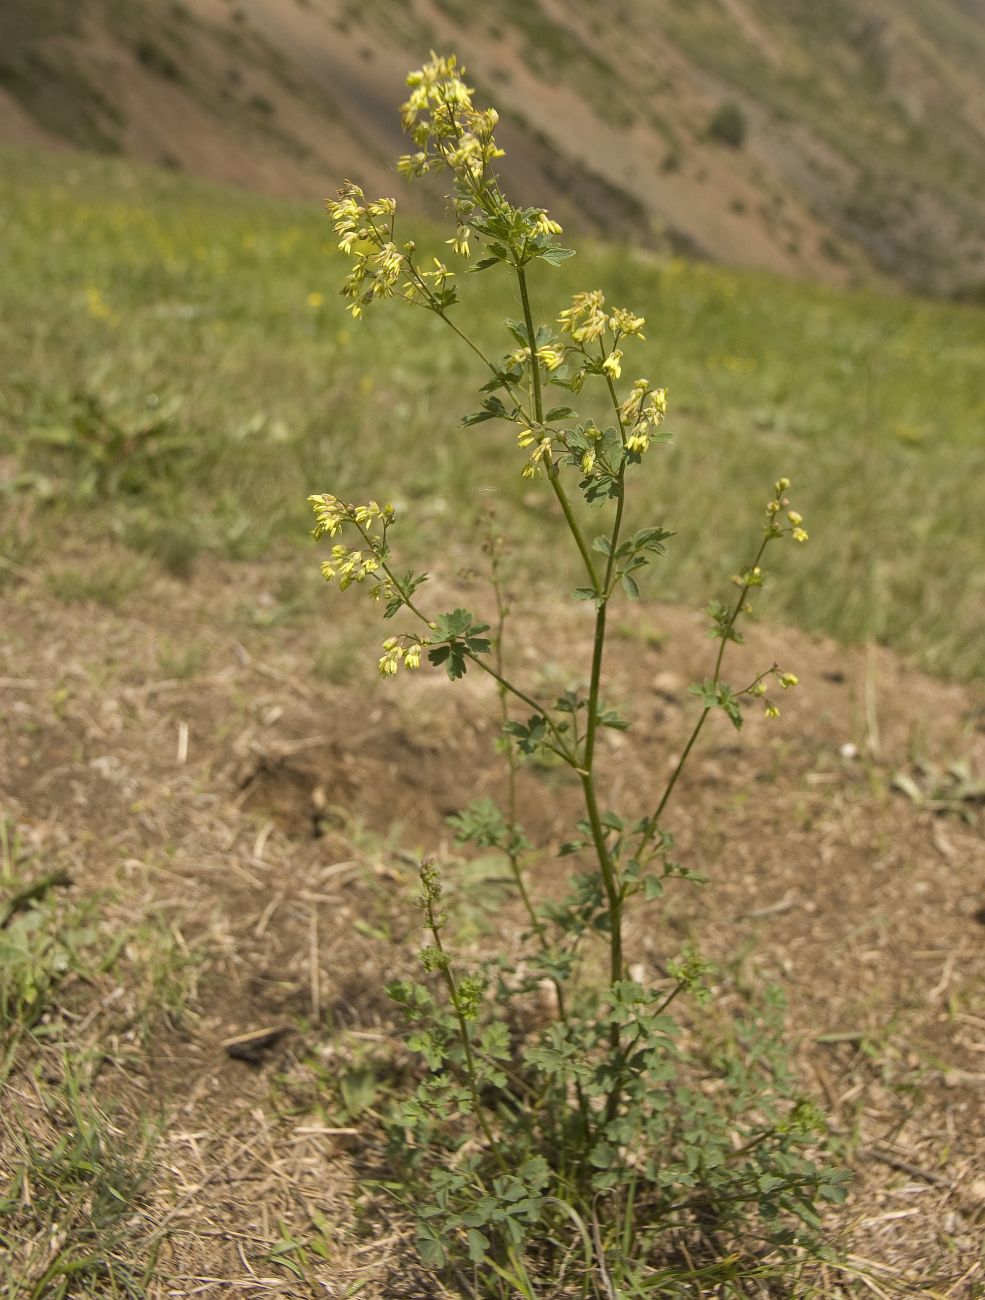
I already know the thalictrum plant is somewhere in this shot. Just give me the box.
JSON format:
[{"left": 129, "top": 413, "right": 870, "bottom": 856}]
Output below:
[{"left": 309, "top": 52, "right": 846, "bottom": 1298}]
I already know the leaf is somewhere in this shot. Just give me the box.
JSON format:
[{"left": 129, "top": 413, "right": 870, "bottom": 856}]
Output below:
[
  {"left": 621, "top": 572, "right": 641, "bottom": 601},
  {"left": 466, "top": 1228, "right": 490, "bottom": 1263},
  {"left": 479, "top": 1021, "right": 511, "bottom": 1059},
  {"left": 589, "top": 1140, "right": 617, "bottom": 1168},
  {"left": 691, "top": 681, "right": 722, "bottom": 712},
  {"left": 505, "top": 318, "right": 531, "bottom": 348},
  {"left": 571, "top": 586, "right": 599, "bottom": 603},
  {"left": 558, "top": 840, "right": 585, "bottom": 856},
  {"left": 717, "top": 685, "right": 744, "bottom": 730},
  {"left": 545, "top": 406, "right": 574, "bottom": 421},
  {"left": 445, "top": 646, "right": 468, "bottom": 680},
  {"left": 598, "top": 708, "right": 629, "bottom": 730},
  {"left": 416, "top": 1229, "right": 446, "bottom": 1269},
  {"left": 462, "top": 395, "right": 509, "bottom": 427},
  {"left": 434, "top": 608, "right": 473, "bottom": 637},
  {"left": 504, "top": 715, "right": 548, "bottom": 754},
  {"left": 539, "top": 246, "right": 576, "bottom": 266},
  {"left": 469, "top": 257, "right": 500, "bottom": 272},
  {"left": 592, "top": 535, "right": 612, "bottom": 555},
  {"left": 633, "top": 526, "right": 674, "bottom": 553}
]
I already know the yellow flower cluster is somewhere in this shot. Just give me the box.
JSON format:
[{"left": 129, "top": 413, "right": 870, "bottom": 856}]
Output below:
[
  {"left": 308, "top": 493, "right": 347, "bottom": 538},
  {"left": 765, "top": 482, "right": 809, "bottom": 542},
  {"left": 325, "top": 183, "right": 404, "bottom": 317},
  {"left": 396, "top": 53, "right": 506, "bottom": 258},
  {"left": 557, "top": 290, "right": 608, "bottom": 343},
  {"left": 557, "top": 290, "right": 646, "bottom": 345},
  {"left": 536, "top": 343, "right": 566, "bottom": 372},
  {"left": 308, "top": 494, "right": 393, "bottom": 540},
  {"left": 533, "top": 212, "right": 563, "bottom": 238},
  {"left": 618, "top": 380, "right": 669, "bottom": 454},
  {"left": 378, "top": 636, "right": 428, "bottom": 677},
  {"left": 516, "top": 428, "right": 553, "bottom": 479},
  {"left": 749, "top": 658, "right": 801, "bottom": 720},
  {"left": 327, "top": 183, "right": 396, "bottom": 255},
  {"left": 320, "top": 546, "right": 381, "bottom": 591},
  {"left": 609, "top": 306, "right": 646, "bottom": 338},
  {"left": 398, "top": 53, "right": 504, "bottom": 182}
]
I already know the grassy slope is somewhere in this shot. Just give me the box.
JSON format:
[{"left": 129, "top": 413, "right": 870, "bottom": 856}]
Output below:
[
  {"left": 2, "top": 146, "right": 984, "bottom": 679},
  {"left": 3, "top": 0, "right": 985, "bottom": 295}
]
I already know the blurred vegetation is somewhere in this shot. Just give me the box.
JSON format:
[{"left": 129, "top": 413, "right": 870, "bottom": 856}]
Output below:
[
  {"left": 707, "top": 101, "right": 747, "bottom": 148},
  {"left": 1, "top": 146, "right": 983, "bottom": 679}
]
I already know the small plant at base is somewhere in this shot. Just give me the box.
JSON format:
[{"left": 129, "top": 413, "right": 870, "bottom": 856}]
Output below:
[{"left": 308, "top": 52, "right": 847, "bottom": 1295}]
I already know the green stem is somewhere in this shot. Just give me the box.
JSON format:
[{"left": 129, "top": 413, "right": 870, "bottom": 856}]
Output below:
[
  {"left": 637, "top": 529, "right": 774, "bottom": 860},
  {"left": 349, "top": 520, "right": 576, "bottom": 761},
  {"left": 485, "top": 517, "right": 546, "bottom": 942},
  {"left": 515, "top": 263, "right": 599, "bottom": 591},
  {"left": 424, "top": 893, "right": 507, "bottom": 1171},
  {"left": 466, "top": 652, "right": 576, "bottom": 763}
]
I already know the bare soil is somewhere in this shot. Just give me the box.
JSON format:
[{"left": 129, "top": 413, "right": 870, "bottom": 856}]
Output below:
[{"left": 1, "top": 544, "right": 984, "bottom": 1296}]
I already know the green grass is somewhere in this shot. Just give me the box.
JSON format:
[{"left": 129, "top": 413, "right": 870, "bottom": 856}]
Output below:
[
  {"left": 2, "top": 145, "right": 984, "bottom": 678},
  {"left": 0, "top": 817, "right": 198, "bottom": 1296},
  {"left": 0, "top": 1066, "right": 159, "bottom": 1299}
]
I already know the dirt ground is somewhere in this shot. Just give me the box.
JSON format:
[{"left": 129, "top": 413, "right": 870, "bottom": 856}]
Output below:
[{"left": 1, "top": 544, "right": 984, "bottom": 1297}]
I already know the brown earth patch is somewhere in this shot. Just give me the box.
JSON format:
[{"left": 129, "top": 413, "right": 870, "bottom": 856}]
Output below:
[{"left": 1, "top": 546, "right": 984, "bottom": 1295}]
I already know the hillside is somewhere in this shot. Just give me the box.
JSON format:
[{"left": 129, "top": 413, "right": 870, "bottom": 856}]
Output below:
[{"left": 3, "top": 0, "right": 985, "bottom": 296}]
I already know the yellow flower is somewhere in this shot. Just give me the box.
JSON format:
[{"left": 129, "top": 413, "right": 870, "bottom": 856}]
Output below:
[
  {"left": 307, "top": 292, "right": 325, "bottom": 308},
  {"left": 558, "top": 290, "right": 607, "bottom": 343},
  {"left": 533, "top": 212, "right": 563, "bottom": 236},
  {"left": 787, "top": 510, "right": 803, "bottom": 526},
  {"left": 536, "top": 344, "right": 566, "bottom": 372},
  {"left": 792, "top": 527, "right": 809, "bottom": 543},
  {"left": 609, "top": 306, "right": 646, "bottom": 338},
  {"left": 85, "top": 286, "right": 113, "bottom": 322},
  {"left": 765, "top": 702, "right": 781, "bottom": 719},
  {"left": 601, "top": 350, "right": 623, "bottom": 381},
  {"left": 779, "top": 673, "right": 798, "bottom": 688}
]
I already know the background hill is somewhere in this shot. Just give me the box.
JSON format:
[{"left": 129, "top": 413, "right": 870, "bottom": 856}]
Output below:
[{"left": 4, "top": 0, "right": 985, "bottom": 296}]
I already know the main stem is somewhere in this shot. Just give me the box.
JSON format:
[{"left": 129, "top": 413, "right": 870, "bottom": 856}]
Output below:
[{"left": 514, "top": 261, "right": 623, "bottom": 985}]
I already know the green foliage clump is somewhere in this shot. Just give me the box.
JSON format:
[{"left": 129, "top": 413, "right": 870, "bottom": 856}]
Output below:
[
  {"left": 308, "top": 54, "right": 848, "bottom": 1293},
  {"left": 0, "top": 821, "right": 87, "bottom": 1038},
  {"left": 708, "top": 100, "right": 748, "bottom": 148}
]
